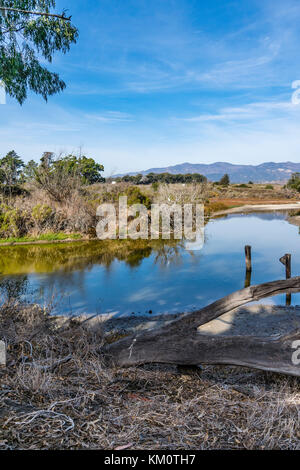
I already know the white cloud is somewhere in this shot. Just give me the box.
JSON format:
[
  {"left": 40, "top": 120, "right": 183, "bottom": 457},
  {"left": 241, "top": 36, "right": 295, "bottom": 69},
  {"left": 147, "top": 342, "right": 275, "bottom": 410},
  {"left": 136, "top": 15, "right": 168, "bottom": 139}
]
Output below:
[
  {"left": 84, "top": 111, "right": 134, "bottom": 122},
  {"left": 180, "top": 100, "right": 300, "bottom": 123}
]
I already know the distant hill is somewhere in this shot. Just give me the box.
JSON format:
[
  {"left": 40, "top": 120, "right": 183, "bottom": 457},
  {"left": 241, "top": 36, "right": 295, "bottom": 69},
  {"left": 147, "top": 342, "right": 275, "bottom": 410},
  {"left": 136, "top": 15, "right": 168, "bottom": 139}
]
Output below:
[{"left": 116, "top": 162, "right": 300, "bottom": 183}]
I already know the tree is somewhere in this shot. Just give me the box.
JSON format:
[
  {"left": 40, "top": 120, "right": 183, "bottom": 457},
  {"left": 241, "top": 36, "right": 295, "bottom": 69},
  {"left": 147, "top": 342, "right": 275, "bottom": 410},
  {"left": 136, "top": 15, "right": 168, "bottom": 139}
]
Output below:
[
  {"left": 219, "top": 173, "right": 230, "bottom": 186},
  {"left": 53, "top": 155, "right": 105, "bottom": 184},
  {"left": 0, "top": 1, "right": 78, "bottom": 104},
  {"left": 0, "top": 150, "right": 24, "bottom": 197},
  {"left": 40, "top": 151, "right": 54, "bottom": 169},
  {"left": 0, "top": 150, "right": 24, "bottom": 186},
  {"left": 23, "top": 159, "right": 38, "bottom": 181},
  {"left": 287, "top": 172, "right": 300, "bottom": 192},
  {"left": 34, "top": 153, "right": 105, "bottom": 201},
  {"left": 34, "top": 153, "right": 79, "bottom": 201},
  {"left": 118, "top": 172, "right": 207, "bottom": 185}
]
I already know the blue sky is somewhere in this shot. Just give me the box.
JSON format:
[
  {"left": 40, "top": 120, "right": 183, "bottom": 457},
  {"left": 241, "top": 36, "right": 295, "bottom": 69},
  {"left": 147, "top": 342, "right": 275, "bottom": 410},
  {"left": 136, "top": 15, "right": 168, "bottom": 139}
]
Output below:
[{"left": 1, "top": 0, "right": 300, "bottom": 175}]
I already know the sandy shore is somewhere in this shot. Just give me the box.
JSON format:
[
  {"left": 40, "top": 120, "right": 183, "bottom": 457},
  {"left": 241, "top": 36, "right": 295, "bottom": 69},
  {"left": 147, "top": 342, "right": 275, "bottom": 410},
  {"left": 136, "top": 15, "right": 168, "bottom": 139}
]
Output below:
[
  {"left": 198, "top": 304, "right": 300, "bottom": 337},
  {"left": 213, "top": 202, "right": 300, "bottom": 217},
  {"left": 70, "top": 304, "right": 300, "bottom": 338}
]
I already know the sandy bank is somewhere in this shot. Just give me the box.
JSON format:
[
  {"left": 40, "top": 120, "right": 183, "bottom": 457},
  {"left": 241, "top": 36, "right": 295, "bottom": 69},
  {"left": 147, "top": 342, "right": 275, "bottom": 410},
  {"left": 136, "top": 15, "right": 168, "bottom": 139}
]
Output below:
[
  {"left": 213, "top": 202, "right": 300, "bottom": 217},
  {"left": 66, "top": 304, "right": 300, "bottom": 338}
]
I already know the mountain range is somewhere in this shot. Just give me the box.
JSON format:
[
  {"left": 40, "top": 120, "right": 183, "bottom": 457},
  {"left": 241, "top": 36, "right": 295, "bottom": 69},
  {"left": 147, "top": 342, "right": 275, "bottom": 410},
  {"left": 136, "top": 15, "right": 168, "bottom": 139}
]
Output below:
[{"left": 117, "top": 162, "right": 300, "bottom": 183}]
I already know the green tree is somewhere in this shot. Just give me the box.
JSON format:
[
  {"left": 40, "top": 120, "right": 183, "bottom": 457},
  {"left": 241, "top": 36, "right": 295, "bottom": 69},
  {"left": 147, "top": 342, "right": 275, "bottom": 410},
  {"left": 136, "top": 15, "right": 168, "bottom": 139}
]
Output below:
[
  {"left": 0, "top": 150, "right": 24, "bottom": 197},
  {"left": 219, "top": 173, "right": 230, "bottom": 186},
  {"left": 34, "top": 153, "right": 104, "bottom": 201},
  {"left": 23, "top": 159, "right": 38, "bottom": 181},
  {"left": 0, "top": 150, "right": 24, "bottom": 186},
  {"left": 79, "top": 156, "right": 105, "bottom": 184},
  {"left": 34, "top": 155, "right": 76, "bottom": 202},
  {"left": 287, "top": 172, "right": 300, "bottom": 192},
  {"left": 53, "top": 155, "right": 105, "bottom": 184},
  {"left": 0, "top": 1, "right": 78, "bottom": 104}
]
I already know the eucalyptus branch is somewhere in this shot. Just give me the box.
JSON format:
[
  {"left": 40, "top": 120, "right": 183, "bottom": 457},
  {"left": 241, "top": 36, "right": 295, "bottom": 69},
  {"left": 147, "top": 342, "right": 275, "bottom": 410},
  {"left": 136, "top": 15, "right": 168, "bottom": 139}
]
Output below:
[
  {"left": 0, "top": 7, "right": 71, "bottom": 21},
  {"left": 1, "top": 22, "right": 26, "bottom": 34},
  {"left": 0, "top": 2, "right": 77, "bottom": 103}
]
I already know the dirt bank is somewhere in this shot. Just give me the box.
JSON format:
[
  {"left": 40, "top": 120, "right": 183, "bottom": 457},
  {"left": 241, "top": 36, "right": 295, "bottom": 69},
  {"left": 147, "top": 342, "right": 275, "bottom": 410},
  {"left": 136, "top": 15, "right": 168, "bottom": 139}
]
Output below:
[{"left": 212, "top": 202, "right": 300, "bottom": 217}]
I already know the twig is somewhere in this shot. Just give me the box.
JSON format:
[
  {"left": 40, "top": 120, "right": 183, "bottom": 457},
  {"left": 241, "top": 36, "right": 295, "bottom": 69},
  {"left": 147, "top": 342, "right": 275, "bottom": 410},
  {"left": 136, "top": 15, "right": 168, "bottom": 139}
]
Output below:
[
  {"left": 30, "top": 354, "right": 72, "bottom": 372},
  {"left": 15, "top": 409, "right": 75, "bottom": 432}
]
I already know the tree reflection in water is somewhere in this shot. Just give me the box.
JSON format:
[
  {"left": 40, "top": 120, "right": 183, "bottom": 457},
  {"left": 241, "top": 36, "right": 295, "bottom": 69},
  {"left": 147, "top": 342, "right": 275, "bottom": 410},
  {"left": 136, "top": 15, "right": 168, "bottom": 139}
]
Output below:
[
  {"left": 0, "top": 239, "right": 189, "bottom": 275},
  {"left": 0, "top": 275, "right": 29, "bottom": 302}
]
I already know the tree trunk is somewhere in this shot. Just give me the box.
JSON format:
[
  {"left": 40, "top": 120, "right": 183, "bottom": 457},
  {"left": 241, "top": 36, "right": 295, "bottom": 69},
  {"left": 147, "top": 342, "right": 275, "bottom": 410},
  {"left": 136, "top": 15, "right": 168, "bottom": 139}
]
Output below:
[{"left": 104, "top": 277, "right": 300, "bottom": 376}]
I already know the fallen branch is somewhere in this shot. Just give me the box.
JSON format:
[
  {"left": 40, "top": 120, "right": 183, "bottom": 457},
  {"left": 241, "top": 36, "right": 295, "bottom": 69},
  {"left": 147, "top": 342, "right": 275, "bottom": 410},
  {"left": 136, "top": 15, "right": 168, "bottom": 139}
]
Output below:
[{"left": 104, "top": 276, "right": 300, "bottom": 376}]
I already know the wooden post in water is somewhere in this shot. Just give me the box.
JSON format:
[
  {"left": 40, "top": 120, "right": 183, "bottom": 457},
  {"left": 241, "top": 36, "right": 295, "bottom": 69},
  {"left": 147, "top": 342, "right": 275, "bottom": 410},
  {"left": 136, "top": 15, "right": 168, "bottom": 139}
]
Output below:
[
  {"left": 244, "top": 245, "right": 252, "bottom": 288},
  {"left": 245, "top": 245, "right": 252, "bottom": 271},
  {"left": 280, "top": 254, "right": 292, "bottom": 306}
]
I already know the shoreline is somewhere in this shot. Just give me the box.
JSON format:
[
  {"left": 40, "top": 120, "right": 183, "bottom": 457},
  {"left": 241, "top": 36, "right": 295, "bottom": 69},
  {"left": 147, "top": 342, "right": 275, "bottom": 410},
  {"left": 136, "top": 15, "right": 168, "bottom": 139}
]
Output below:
[
  {"left": 0, "top": 202, "right": 299, "bottom": 247},
  {"left": 54, "top": 304, "right": 300, "bottom": 338},
  {"left": 0, "top": 236, "right": 94, "bottom": 247},
  {"left": 212, "top": 201, "right": 300, "bottom": 217}
]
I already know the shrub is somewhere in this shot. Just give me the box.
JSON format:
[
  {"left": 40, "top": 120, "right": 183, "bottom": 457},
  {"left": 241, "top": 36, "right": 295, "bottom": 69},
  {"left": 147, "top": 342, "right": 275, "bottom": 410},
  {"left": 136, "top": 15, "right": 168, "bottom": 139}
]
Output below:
[
  {"left": 34, "top": 164, "right": 81, "bottom": 202},
  {"left": 32, "top": 204, "right": 54, "bottom": 230},
  {"left": 0, "top": 204, "right": 27, "bottom": 238},
  {"left": 287, "top": 173, "right": 300, "bottom": 192},
  {"left": 205, "top": 201, "right": 229, "bottom": 215},
  {"left": 265, "top": 184, "right": 274, "bottom": 190},
  {"left": 122, "top": 186, "right": 152, "bottom": 209}
]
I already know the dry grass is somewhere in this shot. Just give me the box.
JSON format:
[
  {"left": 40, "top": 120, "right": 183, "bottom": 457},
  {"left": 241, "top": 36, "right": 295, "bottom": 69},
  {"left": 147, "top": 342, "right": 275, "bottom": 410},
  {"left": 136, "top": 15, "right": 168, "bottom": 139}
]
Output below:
[
  {"left": 210, "top": 182, "right": 299, "bottom": 203},
  {"left": 1, "top": 303, "right": 300, "bottom": 450},
  {"left": 1, "top": 180, "right": 298, "bottom": 241}
]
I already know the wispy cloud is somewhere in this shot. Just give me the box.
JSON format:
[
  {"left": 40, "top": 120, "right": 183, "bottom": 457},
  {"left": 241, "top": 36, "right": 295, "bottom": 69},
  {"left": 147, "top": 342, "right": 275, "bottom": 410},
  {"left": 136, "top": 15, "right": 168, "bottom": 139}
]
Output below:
[
  {"left": 2, "top": 0, "right": 300, "bottom": 174},
  {"left": 180, "top": 100, "right": 300, "bottom": 123},
  {"left": 84, "top": 111, "right": 134, "bottom": 122}
]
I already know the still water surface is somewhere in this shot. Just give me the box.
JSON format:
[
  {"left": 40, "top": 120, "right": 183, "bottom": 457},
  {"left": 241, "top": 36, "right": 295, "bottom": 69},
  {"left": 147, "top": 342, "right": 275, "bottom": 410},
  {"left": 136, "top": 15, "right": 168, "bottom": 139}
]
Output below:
[{"left": 0, "top": 212, "right": 299, "bottom": 316}]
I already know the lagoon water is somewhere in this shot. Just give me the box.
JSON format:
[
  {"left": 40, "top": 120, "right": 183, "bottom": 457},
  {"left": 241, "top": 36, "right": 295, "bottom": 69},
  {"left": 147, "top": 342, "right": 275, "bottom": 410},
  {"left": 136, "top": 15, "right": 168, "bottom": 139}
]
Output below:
[{"left": 1, "top": 212, "right": 300, "bottom": 317}]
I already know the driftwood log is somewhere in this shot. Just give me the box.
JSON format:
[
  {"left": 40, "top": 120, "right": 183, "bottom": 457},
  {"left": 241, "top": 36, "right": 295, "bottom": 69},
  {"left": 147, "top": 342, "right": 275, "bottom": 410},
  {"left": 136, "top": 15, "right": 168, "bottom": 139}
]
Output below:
[{"left": 104, "top": 276, "right": 300, "bottom": 376}]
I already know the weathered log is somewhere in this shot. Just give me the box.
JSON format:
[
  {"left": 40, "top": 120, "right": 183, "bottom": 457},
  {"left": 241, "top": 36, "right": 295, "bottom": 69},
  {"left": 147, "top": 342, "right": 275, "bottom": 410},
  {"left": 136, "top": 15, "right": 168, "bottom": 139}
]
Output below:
[
  {"left": 107, "top": 328, "right": 300, "bottom": 376},
  {"left": 104, "top": 276, "right": 300, "bottom": 376}
]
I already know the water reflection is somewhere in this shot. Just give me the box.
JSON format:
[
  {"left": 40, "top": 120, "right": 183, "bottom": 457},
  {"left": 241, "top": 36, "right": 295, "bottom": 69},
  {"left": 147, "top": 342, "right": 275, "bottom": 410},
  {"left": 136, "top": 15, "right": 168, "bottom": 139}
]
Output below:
[
  {"left": 0, "top": 211, "right": 299, "bottom": 316},
  {"left": 0, "top": 275, "right": 28, "bottom": 301},
  {"left": 0, "top": 239, "right": 185, "bottom": 275}
]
